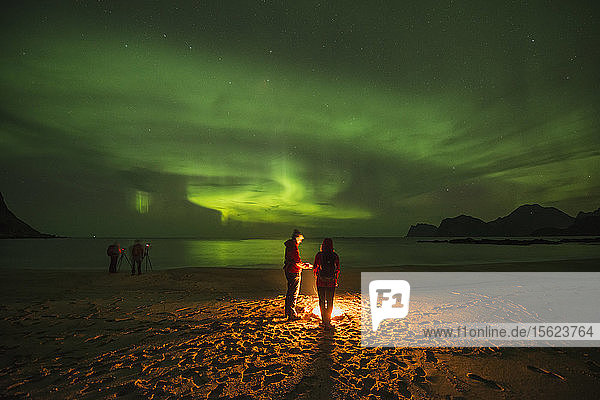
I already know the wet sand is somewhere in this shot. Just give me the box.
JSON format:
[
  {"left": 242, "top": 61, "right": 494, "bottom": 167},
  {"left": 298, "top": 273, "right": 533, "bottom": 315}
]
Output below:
[{"left": 1, "top": 261, "right": 599, "bottom": 399}]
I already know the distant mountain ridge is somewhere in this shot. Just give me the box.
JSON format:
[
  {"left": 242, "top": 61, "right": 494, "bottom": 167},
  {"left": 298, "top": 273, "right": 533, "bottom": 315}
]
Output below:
[
  {"left": 0, "top": 192, "right": 54, "bottom": 238},
  {"left": 407, "top": 204, "right": 599, "bottom": 237}
]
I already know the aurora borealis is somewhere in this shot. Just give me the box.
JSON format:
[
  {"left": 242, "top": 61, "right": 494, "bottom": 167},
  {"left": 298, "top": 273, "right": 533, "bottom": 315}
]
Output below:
[{"left": 1, "top": 1, "right": 599, "bottom": 237}]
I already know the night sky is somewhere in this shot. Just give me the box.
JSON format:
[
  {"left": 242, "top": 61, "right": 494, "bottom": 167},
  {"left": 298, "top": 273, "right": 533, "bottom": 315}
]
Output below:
[{"left": 1, "top": 1, "right": 599, "bottom": 238}]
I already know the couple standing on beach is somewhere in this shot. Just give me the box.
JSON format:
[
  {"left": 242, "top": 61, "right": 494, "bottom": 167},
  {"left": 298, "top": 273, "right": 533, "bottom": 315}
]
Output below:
[{"left": 283, "top": 229, "right": 340, "bottom": 329}]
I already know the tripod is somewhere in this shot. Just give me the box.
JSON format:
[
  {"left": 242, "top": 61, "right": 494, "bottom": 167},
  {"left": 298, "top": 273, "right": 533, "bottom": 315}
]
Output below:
[
  {"left": 117, "top": 249, "right": 132, "bottom": 272},
  {"left": 143, "top": 245, "right": 153, "bottom": 272}
]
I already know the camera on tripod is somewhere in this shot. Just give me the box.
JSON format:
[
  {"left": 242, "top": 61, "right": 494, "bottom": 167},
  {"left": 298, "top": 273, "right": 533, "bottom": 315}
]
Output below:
[
  {"left": 117, "top": 247, "right": 131, "bottom": 271},
  {"left": 143, "top": 243, "right": 153, "bottom": 271}
]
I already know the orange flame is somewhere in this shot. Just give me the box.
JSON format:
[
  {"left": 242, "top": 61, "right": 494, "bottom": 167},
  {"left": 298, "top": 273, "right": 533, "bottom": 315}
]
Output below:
[{"left": 311, "top": 304, "right": 344, "bottom": 319}]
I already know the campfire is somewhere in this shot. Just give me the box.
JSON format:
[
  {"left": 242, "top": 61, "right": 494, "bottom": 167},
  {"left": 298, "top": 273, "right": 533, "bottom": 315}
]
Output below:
[{"left": 311, "top": 304, "right": 345, "bottom": 320}]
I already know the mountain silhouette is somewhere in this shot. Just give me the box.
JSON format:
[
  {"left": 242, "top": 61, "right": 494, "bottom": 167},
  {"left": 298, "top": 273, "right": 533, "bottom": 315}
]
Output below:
[
  {"left": 407, "top": 204, "right": 598, "bottom": 237},
  {"left": 571, "top": 208, "right": 600, "bottom": 235},
  {"left": 437, "top": 215, "right": 489, "bottom": 237},
  {"left": 406, "top": 223, "right": 438, "bottom": 237},
  {"left": 486, "top": 204, "right": 574, "bottom": 236},
  {"left": 533, "top": 207, "right": 600, "bottom": 236},
  {"left": 0, "top": 192, "right": 53, "bottom": 238}
]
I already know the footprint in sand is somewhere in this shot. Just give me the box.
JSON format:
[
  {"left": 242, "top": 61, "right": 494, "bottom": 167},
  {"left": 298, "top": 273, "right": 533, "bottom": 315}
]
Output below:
[
  {"left": 208, "top": 382, "right": 226, "bottom": 398},
  {"left": 251, "top": 380, "right": 263, "bottom": 391},
  {"left": 359, "top": 376, "right": 375, "bottom": 395},
  {"left": 412, "top": 366, "right": 428, "bottom": 384},
  {"left": 425, "top": 350, "right": 437, "bottom": 363},
  {"left": 526, "top": 365, "right": 566, "bottom": 381},
  {"left": 243, "top": 363, "right": 264, "bottom": 374},
  {"left": 284, "top": 375, "right": 317, "bottom": 399},
  {"left": 264, "top": 372, "right": 286, "bottom": 385},
  {"left": 396, "top": 380, "right": 411, "bottom": 398},
  {"left": 337, "top": 351, "right": 352, "bottom": 362},
  {"left": 466, "top": 372, "right": 504, "bottom": 391},
  {"left": 388, "top": 357, "right": 409, "bottom": 369},
  {"left": 375, "top": 388, "right": 401, "bottom": 399},
  {"left": 187, "top": 372, "right": 210, "bottom": 388},
  {"left": 267, "top": 363, "right": 293, "bottom": 375}
]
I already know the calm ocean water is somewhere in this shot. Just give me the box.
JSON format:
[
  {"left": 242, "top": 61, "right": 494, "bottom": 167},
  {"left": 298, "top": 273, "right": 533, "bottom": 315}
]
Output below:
[{"left": 0, "top": 237, "right": 598, "bottom": 270}]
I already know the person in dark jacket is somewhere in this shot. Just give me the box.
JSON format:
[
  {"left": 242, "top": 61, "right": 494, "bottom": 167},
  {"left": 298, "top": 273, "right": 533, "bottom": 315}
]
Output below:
[
  {"left": 283, "top": 229, "right": 312, "bottom": 320},
  {"left": 313, "top": 238, "right": 340, "bottom": 329},
  {"left": 106, "top": 242, "right": 121, "bottom": 273},
  {"left": 131, "top": 240, "right": 145, "bottom": 275}
]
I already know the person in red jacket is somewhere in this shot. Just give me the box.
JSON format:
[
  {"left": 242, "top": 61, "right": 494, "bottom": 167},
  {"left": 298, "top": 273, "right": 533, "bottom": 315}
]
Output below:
[
  {"left": 131, "top": 240, "right": 145, "bottom": 275},
  {"left": 313, "top": 238, "right": 340, "bottom": 329},
  {"left": 283, "top": 229, "right": 312, "bottom": 320}
]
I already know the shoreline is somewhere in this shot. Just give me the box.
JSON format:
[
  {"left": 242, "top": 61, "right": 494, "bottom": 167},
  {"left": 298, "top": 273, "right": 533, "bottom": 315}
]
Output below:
[{"left": 4, "top": 256, "right": 599, "bottom": 273}]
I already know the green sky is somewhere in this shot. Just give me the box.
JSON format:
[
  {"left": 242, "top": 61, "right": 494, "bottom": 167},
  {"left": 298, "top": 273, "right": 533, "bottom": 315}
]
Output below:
[{"left": 1, "top": 1, "right": 598, "bottom": 237}]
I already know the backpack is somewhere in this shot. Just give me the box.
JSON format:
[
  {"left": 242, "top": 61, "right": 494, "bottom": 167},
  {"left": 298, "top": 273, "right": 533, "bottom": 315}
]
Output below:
[
  {"left": 107, "top": 245, "right": 119, "bottom": 257},
  {"left": 318, "top": 252, "right": 336, "bottom": 279},
  {"left": 132, "top": 244, "right": 144, "bottom": 258}
]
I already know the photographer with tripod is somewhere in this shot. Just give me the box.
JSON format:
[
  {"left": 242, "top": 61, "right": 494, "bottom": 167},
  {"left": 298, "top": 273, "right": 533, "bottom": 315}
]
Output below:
[
  {"left": 106, "top": 242, "right": 121, "bottom": 273},
  {"left": 131, "top": 240, "right": 145, "bottom": 275}
]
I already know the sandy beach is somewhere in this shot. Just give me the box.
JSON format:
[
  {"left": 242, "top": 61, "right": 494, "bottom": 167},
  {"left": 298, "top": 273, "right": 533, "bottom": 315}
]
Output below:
[{"left": 1, "top": 261, "right": 600, "bottom": 399}]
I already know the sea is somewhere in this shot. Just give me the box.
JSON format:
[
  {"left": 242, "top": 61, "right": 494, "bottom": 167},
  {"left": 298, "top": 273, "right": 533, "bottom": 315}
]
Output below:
[{"left": 0, "top": 237, "right": 598, "bottom": 270}]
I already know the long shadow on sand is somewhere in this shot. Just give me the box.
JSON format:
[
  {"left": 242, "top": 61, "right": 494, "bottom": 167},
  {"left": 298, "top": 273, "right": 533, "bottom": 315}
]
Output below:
[{"left": 284, "top": 327, "right": 335, "bottom": 399}]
